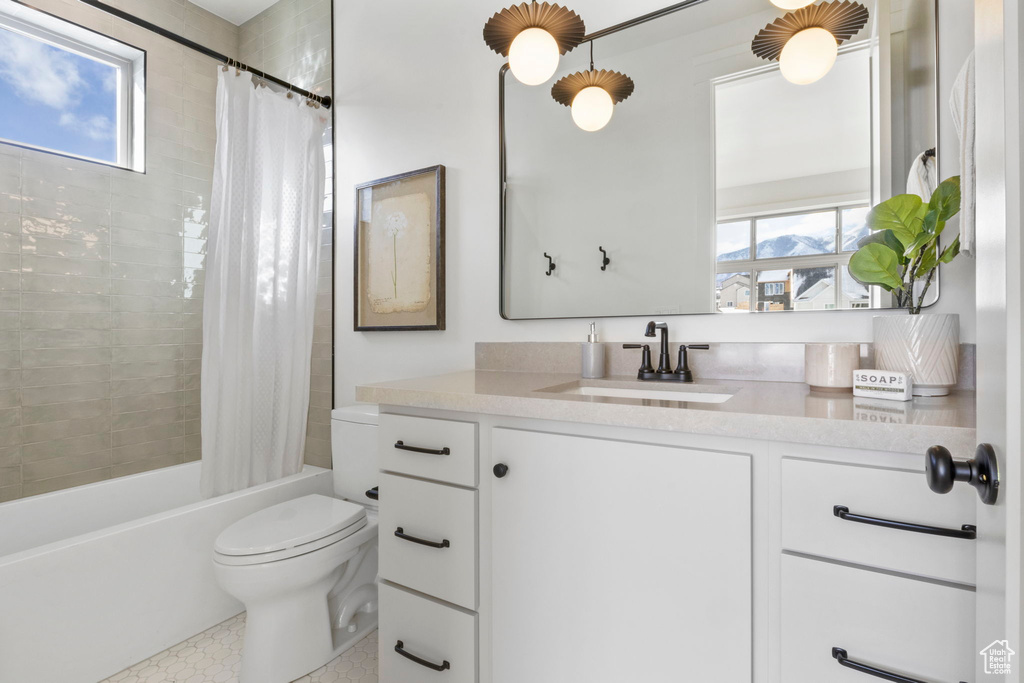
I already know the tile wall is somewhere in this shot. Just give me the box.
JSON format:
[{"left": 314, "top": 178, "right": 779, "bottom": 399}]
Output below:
[
  {"left": 239, "top": 0, "right": 334, "bottom": 469},
  {"left": 0, "top": 0, "right": 334, "bottom": 501}
]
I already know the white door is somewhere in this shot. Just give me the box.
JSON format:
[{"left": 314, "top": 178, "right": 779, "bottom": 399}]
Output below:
[
  {"left": 971, "top": 1, "right": 1021, "bottom": 680},
  {"left": 490, "top": 428, "right": 752, "bottom": 683}
]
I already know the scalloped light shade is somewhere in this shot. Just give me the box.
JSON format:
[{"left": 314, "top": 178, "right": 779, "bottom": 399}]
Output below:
[
  {"left": 508, "top": 27, "right": 560, "bottom": 85},
  {"left": 779, "top": 27, "right": 838, "bottom": 84},
  {"left": 571, "top": 86, "right": 614, "bottom": 131}
]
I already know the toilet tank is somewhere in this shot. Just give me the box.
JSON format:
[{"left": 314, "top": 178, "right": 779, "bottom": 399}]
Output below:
[{"left": 330, "top": 404, "right": 379, "bottom": 508}]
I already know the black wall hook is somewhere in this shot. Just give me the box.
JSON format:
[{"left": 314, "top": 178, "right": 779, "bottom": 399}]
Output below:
[
  {"left": 599, "top": 246, "right": 610, "bottom": 271},
  {"left": 544, "top": 252, "right": 556, "bottom": 276}
]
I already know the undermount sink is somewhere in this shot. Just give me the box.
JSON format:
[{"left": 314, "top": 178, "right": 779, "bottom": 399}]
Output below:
[{"left": 553, "top": 385, "right": 734, "bottom": 404}]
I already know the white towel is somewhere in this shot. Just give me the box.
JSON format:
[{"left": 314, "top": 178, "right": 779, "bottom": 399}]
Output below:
[
  {"left": 906, "top": 152, "right": 937, "bottom": 201},
  {"left": 950, "top": 52, "right": 976, "bottom": 257}
]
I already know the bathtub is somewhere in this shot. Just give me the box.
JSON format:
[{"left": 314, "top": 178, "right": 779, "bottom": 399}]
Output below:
[{"left": 0, "top": 461, "right": 333, "bottom": 683}]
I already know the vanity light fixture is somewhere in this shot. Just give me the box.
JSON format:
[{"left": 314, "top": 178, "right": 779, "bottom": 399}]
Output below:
[
  {"left": 483, "top": 2, "right": 586, "bottom": 86},
  {"left": 752, "top": 1, "right": 870, "bottom": 85},
  {"left": 551, "top": 41, "right": 635, "bottom": 132}
]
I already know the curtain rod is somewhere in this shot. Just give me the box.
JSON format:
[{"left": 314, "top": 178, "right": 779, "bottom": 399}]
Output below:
[{"left": 78, "top": 0, "right": 332, "bottom": 109}]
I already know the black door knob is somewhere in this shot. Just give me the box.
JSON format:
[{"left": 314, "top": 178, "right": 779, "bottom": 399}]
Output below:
[
  {"left": 926, "top": 444, "right": 1000, "bottom": 505},
  {"left": 493, "top": 463, "right": 509, "bottom": 478}
]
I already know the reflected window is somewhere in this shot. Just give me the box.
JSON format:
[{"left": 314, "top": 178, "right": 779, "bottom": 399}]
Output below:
[{"left": 755, "top": 211, "right": 836, "bottom": 257}]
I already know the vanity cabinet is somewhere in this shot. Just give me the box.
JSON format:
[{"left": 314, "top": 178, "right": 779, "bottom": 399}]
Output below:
[
  {"left": 373, "top": 407, "right": 978, "bottom": 683},
  {"left": 489, "top": 428, "right": 752, "bottom": 682}
]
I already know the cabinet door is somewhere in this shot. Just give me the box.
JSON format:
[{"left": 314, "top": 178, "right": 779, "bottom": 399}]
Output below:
[{"left": 490, "top": 428, "right": 752, "bottom": 683}]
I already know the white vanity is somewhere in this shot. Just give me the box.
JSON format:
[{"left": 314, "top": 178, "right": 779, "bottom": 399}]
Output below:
[{"left": 358, "top": 370, "right": 978, "bottom": 683}]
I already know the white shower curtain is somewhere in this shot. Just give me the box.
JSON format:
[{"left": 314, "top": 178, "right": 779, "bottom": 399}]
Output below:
[{"left": 200, "top": 70, "right": 327, "bottom": 498}]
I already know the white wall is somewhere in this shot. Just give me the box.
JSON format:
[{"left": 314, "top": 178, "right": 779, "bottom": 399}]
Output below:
[{"left": 332, "top": 0, "right": 976, "bottom": 405}]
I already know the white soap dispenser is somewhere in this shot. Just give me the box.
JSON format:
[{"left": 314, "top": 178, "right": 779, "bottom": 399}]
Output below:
[{"left": 582, "top": 322, "right": 606, "bottom": 379}]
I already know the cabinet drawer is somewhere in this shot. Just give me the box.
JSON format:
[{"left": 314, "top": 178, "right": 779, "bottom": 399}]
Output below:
[
  {"left": 780, "top": 554, "right": 974, "bottom": 682},
  {"left": 781, "top": 457, "right": 976, "bottom": 584},
  {"left": 379, "top": 414, "right": 478, "bottom": 487},
  {"left": 379, "top": 583, "right": 477, "bottom": 683},
  {"left": 379, "top": 472, "right": 477, "bottom": 609}
]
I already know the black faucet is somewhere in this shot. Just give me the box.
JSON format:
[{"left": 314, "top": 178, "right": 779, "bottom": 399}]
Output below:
[
  {"left": 622, "top": 321, "right": 709, "bottom": 383},
  {"left": 644, "top": 321, "right": 673, "bottom": 375}
]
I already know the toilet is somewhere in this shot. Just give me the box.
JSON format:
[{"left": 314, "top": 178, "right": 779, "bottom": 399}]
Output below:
[{"left": 212, "top": 405, "right": 380, "bottom": 683}]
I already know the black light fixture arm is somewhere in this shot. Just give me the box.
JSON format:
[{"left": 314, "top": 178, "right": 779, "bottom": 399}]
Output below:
[{"left": 79, "top": 0, "right": 332, "bottom": 109}]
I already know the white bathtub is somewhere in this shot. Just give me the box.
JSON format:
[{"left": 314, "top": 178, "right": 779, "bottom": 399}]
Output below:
[{"left": 0, "top": 461, "right": 333, "bottom": 683}]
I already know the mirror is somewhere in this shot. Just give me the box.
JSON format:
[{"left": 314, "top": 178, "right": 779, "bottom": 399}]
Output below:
[{"left": 500, "top": 0, "right": 952, "bottom": 320}]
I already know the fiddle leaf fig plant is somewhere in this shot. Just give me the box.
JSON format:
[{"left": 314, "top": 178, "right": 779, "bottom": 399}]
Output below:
[{"left": 849, "top": 176, "right": 962, "bottom": 314}]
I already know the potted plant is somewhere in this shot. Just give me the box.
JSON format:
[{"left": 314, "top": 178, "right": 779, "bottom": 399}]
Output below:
[{"left": 849, "top": 176, "right": 963, "bottom": 396}]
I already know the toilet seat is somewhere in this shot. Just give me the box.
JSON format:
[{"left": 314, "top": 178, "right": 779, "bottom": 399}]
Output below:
[{"left": 214, "top": 494, "right": 368, "bottom": 566}]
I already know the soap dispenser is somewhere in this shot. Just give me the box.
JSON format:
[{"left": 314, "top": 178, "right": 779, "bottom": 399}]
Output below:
[{"left": 582, "top": 322, "right": 606, "bottom": 379}]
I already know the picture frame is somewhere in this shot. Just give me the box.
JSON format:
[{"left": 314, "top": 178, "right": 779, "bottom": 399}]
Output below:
[{"left": 353, "top": 165, "right": 446, "bottom": 331}]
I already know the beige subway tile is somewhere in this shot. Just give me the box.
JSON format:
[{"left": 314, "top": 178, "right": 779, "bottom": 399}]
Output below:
[
  {"left": 0, "top": 443, "right": 20, "bottom": 467},
  {"left": 0, "top": 484, "right": 21, "bottom": 503},
  {"left": 110, "top": 360, "right": 183, "bottom": 380},
  {"left": 0, "top": 425, "right": 23, "bottom": 447},
  {"left": 112, "top": 295, "right": 184, "bottom": 314},
  {"left": 22, "top": 467, "right": 111, "bottom": 497},
  {"left": 112, "top": 389, "right": 183, "bottom": 415},
  {"left": 22, "top": 433, "right": 111, "bottom": 463},
  {"left": 21, "top": 382, "right": 110, "bottom": 406},
  {"left": 0, "top": 406, "right": 19, "bottom": 429},
  {"left": 111, "top": 421, "right": 182, "bottom": 448},
  {"left": 21, "top": 273, "right": 110, "bottom": 295},
  {"left": 112, "top": 436, "right": 183, "bottom": 464},
  {"left": 22, "top": 346, "right": 112, "bottom": 368},
  {"left": 111, "top": 279, "right": 183, "bottom": 298},
  {"left": 23, "top": 450, "right": 112, "bottom": 482},
  {"left": 21, "top": 254, "right": 110, "bottom": 278},
  {"left": 22, "top": 329, "right": 112, "bottom": 349},
  {"left": 21, "top": 398, "right": 110, "bottom": 426},
  {"left": 111, "top": 405, "right": 183, "bottom": 431},
  {"left": 20, "top": 311, "right": 111, "bottom": 330},
  {"left": 184, "top": 432, "right": 200, "bottom": 452},
  {"left": 111, "top": 374, "right": 183, "bottom": 397},
  {"left": 0, "top": 465, "right": 21, "bottom": 487},
  {"left": 110, "top": 226, "right": 183, "bottom": 252},
  {"left": 112, "top": 328, "right": 183, "bottom": 346},
  {"left": 0, "top": 350, "right": 20, "bottom": 370},
  {"left": 111, "top": 262, "right": 182, "bottom": 282},
  {"left": 309, "top": 390, "right": 332, "bottom": 409},
  {"left": 21, "top": 364, "right": 109, "bottom": 387},
  {"left": 111, "top": 312, "right": 184, "bottom": 329},
  {"left": 112, "top": 452, "right": 184, "bottom": 478},
  {"left": 21, "top": 292, "right": 110, "bottom": 312},
  {"left": 0, "top": 388, "right": 19, "bottom": 409}
]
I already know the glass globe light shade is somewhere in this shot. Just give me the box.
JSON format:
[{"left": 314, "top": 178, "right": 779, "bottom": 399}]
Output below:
[
  {"left": 770, "top": 0, "right": 815, "bottom": 9},
  {"left": 779, "top": 27, "right": 838, "bottom": 85},
  {"left": 571, "top": 86, "right": 615, "bottom": 132},
  {"left": 508, "top": 28, "right": 560, "bottom": 86}
]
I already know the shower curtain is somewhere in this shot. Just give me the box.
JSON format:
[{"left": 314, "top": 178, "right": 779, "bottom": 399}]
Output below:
[{"left": 200, "top": 70, "right": 328, "bottom": 498}]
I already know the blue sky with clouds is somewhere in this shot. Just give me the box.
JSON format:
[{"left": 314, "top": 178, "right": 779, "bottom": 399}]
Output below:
[{"left": 0, "top": 26, "right": 117, "bottom": 163}]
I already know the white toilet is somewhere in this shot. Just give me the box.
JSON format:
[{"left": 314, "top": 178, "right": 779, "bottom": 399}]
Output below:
[{"left": 213, "top": 405, "right": 380, "bottom": 683}]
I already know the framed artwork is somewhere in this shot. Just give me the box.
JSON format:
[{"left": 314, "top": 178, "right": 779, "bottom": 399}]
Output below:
[{"left": 353, "top": 165, "right": 445, "bottom": 331}]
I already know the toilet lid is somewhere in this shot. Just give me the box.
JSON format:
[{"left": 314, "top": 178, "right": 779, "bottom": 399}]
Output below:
[{"left": 215, "top": 494, "right": 367, "bottom": 557}]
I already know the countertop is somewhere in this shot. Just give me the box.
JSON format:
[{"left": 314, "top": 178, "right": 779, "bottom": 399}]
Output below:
[{"left": 355, "top": 371, "right": 977, "bottom": 455}]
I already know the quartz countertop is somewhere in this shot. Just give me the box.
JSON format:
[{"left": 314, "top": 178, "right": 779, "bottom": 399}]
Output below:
[{"left": 355, "top": 371, "right": 977, "bottom": 455}]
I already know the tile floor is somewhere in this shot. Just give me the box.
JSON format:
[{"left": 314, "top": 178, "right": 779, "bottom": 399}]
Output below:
[{"left": 101, "top": 613, "right": 378, "bottom": 683}]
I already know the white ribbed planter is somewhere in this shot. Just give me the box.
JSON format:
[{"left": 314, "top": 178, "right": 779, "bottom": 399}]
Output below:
[{"left": 873, "top": 314, "right": 960, "bottom": 396}]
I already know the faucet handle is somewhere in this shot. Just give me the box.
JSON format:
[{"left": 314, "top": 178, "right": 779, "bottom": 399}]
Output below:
[
  {"left": 675, "top": 344, "right": 709, "bottom": 383},
  {"left": 623, "top": 344, "right": 655, "bottom": 377}
]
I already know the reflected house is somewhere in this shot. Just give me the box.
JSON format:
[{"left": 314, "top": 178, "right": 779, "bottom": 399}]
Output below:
[
  {"left": 793, "top": 276, "right": 870, "bottom": 310},
  {"left": 717, "top": 273, "right": 751, "bottom": 311},
  {"left": 757, "top": 270, "right": 791, "bottom": 311}
]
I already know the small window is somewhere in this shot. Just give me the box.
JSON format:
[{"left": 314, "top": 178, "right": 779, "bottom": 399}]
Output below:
[{"left": 0, "top": 2, "right": 145, "bottom": 170}]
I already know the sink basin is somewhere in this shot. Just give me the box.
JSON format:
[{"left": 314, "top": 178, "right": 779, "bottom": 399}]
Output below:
[{"left": 555, "top": 385, "right": 733, "bottom": 404}]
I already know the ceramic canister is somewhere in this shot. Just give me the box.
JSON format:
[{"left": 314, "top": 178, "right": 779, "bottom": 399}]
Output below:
[{"left": 804, "top": 343, "right": 861, "bottom": 391}]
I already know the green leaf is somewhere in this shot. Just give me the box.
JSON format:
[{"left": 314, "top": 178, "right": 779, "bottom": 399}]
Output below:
[
  {"left": 917, "top": 242, "right": 938, "bottom": 276},
  {"left": 868, "top": 194, "right": 924, "bottom": 248},
  {"left": 904, "top": 232, "right": 935, "bottom": 260},
  {"left": 939, "top": 235, "right": 961, "bottom": 263},
  {"left": 849, "top": 243, "right": 905, "bottom": 291},
  {"left": 928, "top": 176, "right": 962, "bottom": 222}
]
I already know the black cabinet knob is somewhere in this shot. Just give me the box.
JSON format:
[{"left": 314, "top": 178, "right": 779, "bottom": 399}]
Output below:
[
  {"left": 493, "top": 463, "right": 509, "bottom": 478},
  {"left": 926, "top": 444, "right": 999, "bottom": 505}
]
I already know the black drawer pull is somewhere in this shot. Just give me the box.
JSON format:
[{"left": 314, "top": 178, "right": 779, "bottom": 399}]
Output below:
[
  {"left": 365, "top": 487, "right": 379, "bottom": 500},
  {"left": 395, "top": 640, "right": 450, "bottom": 672},
  {"left": 395, "top": 527, "right": 450, "bottom": 549},
  {"left": 833, "top": 505, "right": 976, "bottom": 540},
  {"left": 832, "top": 647, "right": 967, "bottom": 683},
  {"left": 395, "top": 440, "right": 450, "bottom": 456}
]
